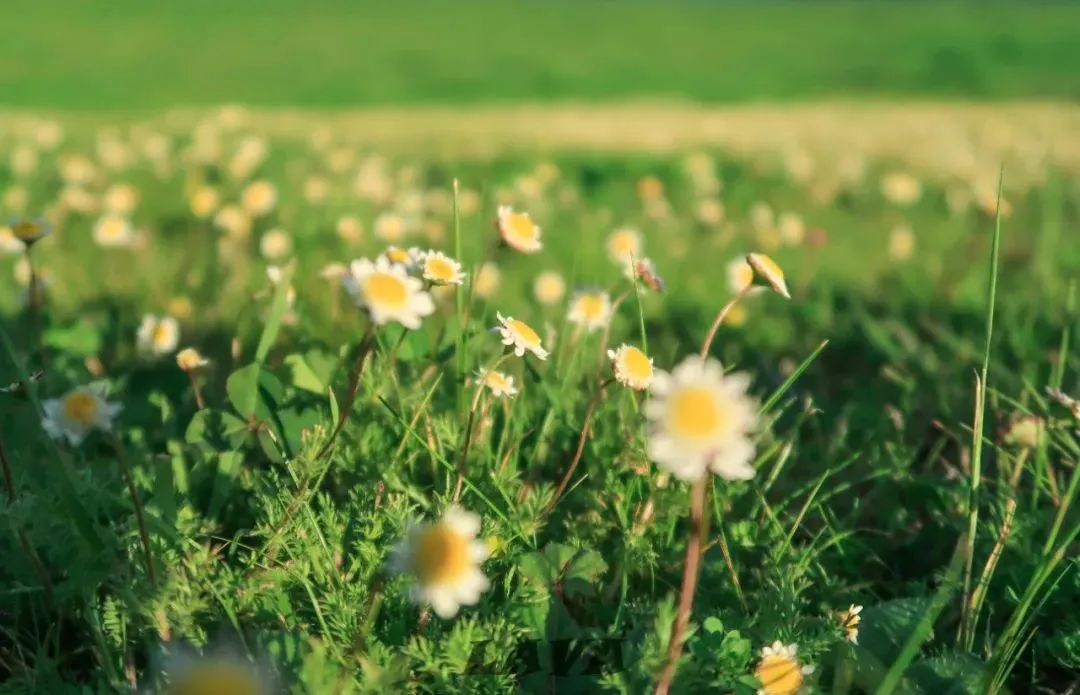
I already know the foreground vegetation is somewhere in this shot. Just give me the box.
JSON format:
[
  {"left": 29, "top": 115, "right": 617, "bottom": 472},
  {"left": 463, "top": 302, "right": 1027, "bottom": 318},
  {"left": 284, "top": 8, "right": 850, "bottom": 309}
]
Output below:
[{"left": 0, "top": 106, "right": 1079, "bottom": 693}]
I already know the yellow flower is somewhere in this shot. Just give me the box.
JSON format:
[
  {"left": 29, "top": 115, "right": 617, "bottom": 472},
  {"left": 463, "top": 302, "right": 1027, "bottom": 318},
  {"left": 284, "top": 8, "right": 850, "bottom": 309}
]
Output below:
[
  {"left": 390, "top": 506, "right": 490, "bottom": 618},
  {"left": 533, "top": 271, "right": 566, "bottom": 306},
  {"left": 495, "top": 312, "right": 549, "bottom": 360},
  {"left": 419, "top": 250, "right": 466, "bottom": 286},
  {"left": 103, "top": 183, "right": 139, "bottom": 215},
  {"left": 881, "top": 171, "right": 922, "bottom": 206},
  {"left": 746, "top": 253, "right": 791, "bottom": 299},
  {"left": 476, "top": 368, "right": 517, "bottom": 398},
  {"left": 754, "top": 641, "right": 813, "bottom": 695},
  {"left": 42, "top": 385, "right": 121, "bottom": 446},
  {"left": 343, "top": 257, "right": 435, "bottom": 329},
  {"left": 495, "top": 205, "right": 542, "bottom": 253},
  {"left": 176, "top": 348, "right": 209, "bottom": 372},
  {"left": 336, "top": 215, "right": 364, "bottom": 244},
  {"left": 607, "top": 344, "right": 654, "bottom": 391},
  {"left": 567, "top": 290, "right": 612, "bottom": 333},
  {"left": 644, "top": 357, "right": 757, "bottom": 481},
  {"left": 214, "top": 205, "right": 251, "bottom": 239}
]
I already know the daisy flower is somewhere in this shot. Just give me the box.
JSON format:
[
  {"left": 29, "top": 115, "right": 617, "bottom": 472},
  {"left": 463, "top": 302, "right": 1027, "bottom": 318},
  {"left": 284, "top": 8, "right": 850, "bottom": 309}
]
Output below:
[
  {"left": 374, "top": 212, "right": 407, "bottom": 243},
  {"left": 473, "top": 262, "right": 501, "bottom": 299},
  {"left": 567, "top": 290, "right": 612, "bottom": 333},
  {"left": 608, "top": 344, "right": 654, "bottom": 391},
  {"left": 476, "top": 368, "right": 517, "bottom": 398},
  {"left": 495, "top": 205, "right": 542, "bottom": 253},
  {"left": 390, "top": 506, "right": 490, "bottom": 619},
  {"left": 888, "top": 224, "right": 915, "bottom": 261},
  {"left": 259, "top": 228, "right": 292, "bottom": 261},
  {"left": 214, "top": 205, "right": 251, "bottom": 239},
  {"left": 0, "top": 226, "right": 23, "bottom": 255},
  {"left": 93, "top": 214, "right": 135, "bottom": 248},
  {"left": 754, "top": 641, "right": 814, "bottom": 695},
  {"left": 881, "top": 171, "right": 922, "bottom": 206},
  {"left": 189, "top": 185, "right": 219, "bottom": 218},
  {"left": 746, "top": 253, "right": 791, "bottom": 299},
  {"left": 8, "top": 217, "right": 51, "bottom": 248},
  {"left": 606, "top": 227, "right": 642, "bottom": 264},
  {"left": 165, "top": 652, "right": 270, "bottom": 695},
  {"left": 42, "top": 384, "right": 121, "bottom": 446},
  {"left": 533, "top": 271, "right": 566, "bottom": 306},
  {"left": 176, "top": 348, "right": 209, "bottom": 372},
  {"left": 419, "top": 250, "right": 466, "bottom": 286},
  {"left": 379, "top": 245, "right": 417, "bottom": 268},
  {"left": 343, "top": 257, "right": 434, "bottom": 329},
  {"left": 102, "top": 183, "right": 138, "bottom": 215},
  {"left": 495, "top": 312, "right": 548, "bottom": 360},
  {"left": 727, "top": 256, "right": 756, "bottom": 295},
  {"left": 241, "top": 180, "right": 277, "bottom": 217},
  {"left": 838, "top": 604, "right": 863, "bottom": 644},
  {"left": 644, "top": 356, "right": 757, "bottom": 481},
  {"left": 137, "top": 314, "right": 181, "bottom": 357},
  {"left": 336, "top": 215, "right": 364, "bottom": 244}
]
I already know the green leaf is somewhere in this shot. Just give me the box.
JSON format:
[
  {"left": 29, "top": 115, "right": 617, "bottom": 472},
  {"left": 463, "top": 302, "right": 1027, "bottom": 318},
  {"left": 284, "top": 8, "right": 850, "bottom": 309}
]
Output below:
[
  {"left": 227, "top": 363, "right": 261, "bottom": 419},
  {"left": 185, "top": 408, "right": 250, "bottom": 450},
  {"left": 255, "top": 264, "right": 293, "bottom": 363},
  {"left": 42, "top": 322, "right": 102, "bottom": 357},
  {"left": 284, "top": 349, "right": 338, "bottom": 393}
]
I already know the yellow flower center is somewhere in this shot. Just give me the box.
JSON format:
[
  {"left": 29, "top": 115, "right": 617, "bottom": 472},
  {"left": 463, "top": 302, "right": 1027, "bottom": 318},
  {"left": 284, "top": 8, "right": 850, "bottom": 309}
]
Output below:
[
  {"left": 668, "top": 387, "right": 727, "bottom": 441},
  {"left": 100, "top": 218, "right": 126, "bottom": 240},
  {"left": 12, "top": 220, "right": 42, "bottom": 241},
  {"left": 506, "top": 213, "right": 537, "bottom": 243},
  {"left": 425, "top": 257, "right": 455, "bottom": 281},
  {"left": 483, "top": 371, "right": 511, "bottom": 391},
  {"left": 366, "top": 272, "right": 409, "bottom": 308},
  {"left": 152, "top": 324, "right": 173, "bottom": 347},
  {"left": 509, "top": 319, "right": 540, "bottom": 346},
  {"left": 576, "top": 294, "right": 606, "bottom": 320},
  {"left": 386, "top": 247, "right": 410, "bottom": 264},
  {"left": 413, "top": 523, "right": 470, "bottom": 585},
  {"left": 168, "top": 662, "right": 262, "bottom": 695},
  {"left": 609, "top": 230, "right": 639, "bottom": 257},
  {"left": 63, "top": 391, "right": 99, "bottom": 427},
  {"left": 620, "top": 347, "right": 652, "bottom": 378},
  {"left": 734, "top": 262, "right": 754, "bottom": 289},
  {"left": 755, "top": 654, "right": 804, "bottom": 695}
]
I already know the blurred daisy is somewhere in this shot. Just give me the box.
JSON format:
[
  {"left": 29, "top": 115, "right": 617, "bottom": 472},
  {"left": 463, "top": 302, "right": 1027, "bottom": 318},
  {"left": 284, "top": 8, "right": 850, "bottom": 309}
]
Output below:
[
  {"left": 167, "top": 296, "right": 194, "bottom": 321},
  {"left": 495, "top": 312, "right": 548, "bottom": 360},
  {"left": 727, "top": 256, "right": 756, "bottom": 295},
  {"left": 419, "top": 250, "right": 466, "bottom": 286},
  {"left": 838, "top": 604, "right": 863, "bottom": 645},
  {"left": 379, "top": 245, "right": 417, "bottom": 268},
  {"left": 259, "top": 229, "right": 292, "bottom": 261},
  {"left": 176, "top": 348, "right": 209, "bottom": 372},
  {"left": 103, "top": 183, "right": 139, "bottom": 215},
  {"left": 189, "top": 185, "right": 219, "bottom": 218},
  {"left": 343, "top": 257, "right": 434, "bottom": 329},
  {"left": 754, "top": 641, "right": 813, "bottom": 695},
  {"left": 374, "top": 212, "right": 407, "bottom": 243},
  {"left": 778, "top": 212, "right": 805, "bottom": 246},
  {"left": 746, "top": 253, "right": 791, "bottom": 299},
  {"left": 336, "top": 215, "right": 364, "bottom": 244},
  {"left": 0, "top": 226, "right": 23, "bottom": 254},
  {"left": 533, "top": 271, "right": 566, "bottom": 306},
  {"left": 888, "top": 224, "right": 915, "bottom": 261},
  {"left": 636, "top": 175, "right": 664, "bottom": 202},
  {"left": 303, "top": 175, "right": 329, "bottom": 204},
  {"left": 608, "top": 344, "right": 654, "bottom": 391},
  {"left": 644, "top": 357, "right": 757, "bottom": 481},
  {"left": 881, "top": 171, "right": 922, "bottom": 206},
  {"left": 241, "top": 180, "right": 277, "bottom": 217},
  {"left": 696, "top": 198, "right": 724, "bottom": 226},
  {"left": 320, "top": 263, "right": 348, "bottom": 282},
  {"left": 390, "top": 506, "right": 490, "bottom": 619},
  {"left": 567, "top": 290, "right": 612, "bottom": 333},
  {"left": 137, "top": 315, "right": 181, "bottom": 357},
  {"left": 8, "top": 217, "right": 51, "bottom": 248},
  {"left": 42, "top": 384, "right": 121, "bottom": 446},
  {"left": 473, "top": 262, "right": 501, "bottom": 299},
  {"left": 476, "top": 368, "right": 517, "bottom": 398},
  {"left": 93, "top": 214, "right": 136, "bottom": 248},
  {"left": 606, "top": 227, "right": 642, "bottom": 264},
  {"left": 214, "top": 205, "right": 251, "bottom": 239},
  {"left": 495, "top": 205, "right": 542, "bottom": 253},
  {"left": 165, "top": 653, "right": 269, "bottom": 695}
]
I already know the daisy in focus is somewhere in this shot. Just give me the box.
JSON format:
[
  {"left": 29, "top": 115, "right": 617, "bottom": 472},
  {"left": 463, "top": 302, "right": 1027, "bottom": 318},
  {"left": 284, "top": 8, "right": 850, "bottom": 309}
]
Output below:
[
  {"left": 495, "top": 312, "right": 549, "bottom": 360},
  {"left": 390, "top": 506, "right": 491, "bottom": 619},
  {"left": 42, "top": 384, "right": 122, "bottom": 446},
  {"left": 476, "top": 368, "right": 518, "bottom": 398},
  {"left": 608, "top": 344, "right": 654, "bottom": 391},
  {"left": 165, "top": 653, "right": 269, "bottom": 695},
  {"left": 838, "top": 604, "right": 863, "bottom": 644},
  {"left": 567, "top": 290, "right": 612, "bottom": 333},
  {"left": 644, "top": 356, "right": 758, "bottom": 481},
  {"left": 495, "top": 205, "right": 542, "bottom": 253},
  {"left": 137, "top": 314, "right": 181, "bottom": 357},
  {"left": 343, "top": 257, "right": 434, "bottom": 329},
  {"left": 754, "top": 641, "right": 813, "bottom": 695},
  {"left": 418, "top": 250, "right": 466, "bottom": 286}
]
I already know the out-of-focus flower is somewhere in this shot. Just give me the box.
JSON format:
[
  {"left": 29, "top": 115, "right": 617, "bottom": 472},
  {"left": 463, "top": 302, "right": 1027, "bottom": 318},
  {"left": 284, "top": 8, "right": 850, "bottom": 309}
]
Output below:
[
  {"left": 42, "top": 385, "right": 121, "bottom": 446},
  {"left": 495, "top": 312, "right": 548, "bottom": 360},
  {"left": 176, "top": 348, "right": 209, "bottom": 372},
  {"left": 533, "top": 271, "right": 566, "bottom": 306},
  {"left": 137, "top": 315, "right": 181, "bottom": 357},
  {"left": 93, "top": 214, "right": 136, "bottom": 248},
  {"left": 754, "top": 641, "right": 813, "bottom": 695},
  {"left": 259, "top": 229, "right": 292, "bottom": 261},
  {"left": 241, "top": 180, "right": 277, "bottom": 217},
  {"left": 567, "top": 290, "right": 612, "bottom": 333},
  {"left": 476, "top": 368, "right": 517, "bottom": 398},
  {"left": 495, "top": 205, "right": 542, "bottom": 253}
]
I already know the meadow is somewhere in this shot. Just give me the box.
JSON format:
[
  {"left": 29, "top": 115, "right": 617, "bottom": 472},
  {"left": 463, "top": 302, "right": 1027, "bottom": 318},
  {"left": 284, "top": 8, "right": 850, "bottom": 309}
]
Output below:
[{"left": 2, "top": 3, "right": 1080, "bottom": 694}]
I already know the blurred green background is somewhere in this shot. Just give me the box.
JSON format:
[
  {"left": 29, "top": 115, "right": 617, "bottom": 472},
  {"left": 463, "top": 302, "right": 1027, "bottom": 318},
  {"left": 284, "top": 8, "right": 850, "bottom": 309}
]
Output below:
[{"left": 1, "top": 0, "right": 1078, "bottom": 109}]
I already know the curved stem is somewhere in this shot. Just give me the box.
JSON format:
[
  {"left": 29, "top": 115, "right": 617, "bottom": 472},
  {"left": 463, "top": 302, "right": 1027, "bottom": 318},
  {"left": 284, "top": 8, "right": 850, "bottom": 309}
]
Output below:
[
  {"left": 700, "top": 285, "right": 751, "bottom": 360},
  {"left": 654, "top": 478, "right": 708, "bottom": 695},
  {"left": 318, "top": 323, "right": 376, "bottom": 459},
  {"left": 545, "top": 377, "right": 615, "bottom": 514},
  {"left": 187, "top": 371, "right": 206, "bottom": 410},
  {"left": 112, "top": 434, "right": 157, "bottom": 587},
  {"left": 452, "top": 385, "right": 487, "bottom": 503}
]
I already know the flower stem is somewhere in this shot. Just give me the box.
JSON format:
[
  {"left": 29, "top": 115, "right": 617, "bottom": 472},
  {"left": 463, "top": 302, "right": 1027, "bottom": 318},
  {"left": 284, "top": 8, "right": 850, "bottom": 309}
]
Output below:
[
  {"left": 700, "top": 285, "right": 751, "bottom": 360},
  {"left": 0, "top": 433, "right": 55, "bottom": 608},
  {"left": 318, "top": 323, "right": 376, "bottom": 459},
  {"left": 186, "top": 371, "right": 206, "bottom": 410},
  {"left": 111, "top": 434, "right": 157, "bottom": 587},
  {"left": 545, "top": 377, "right": 615, "bottom": 514}
]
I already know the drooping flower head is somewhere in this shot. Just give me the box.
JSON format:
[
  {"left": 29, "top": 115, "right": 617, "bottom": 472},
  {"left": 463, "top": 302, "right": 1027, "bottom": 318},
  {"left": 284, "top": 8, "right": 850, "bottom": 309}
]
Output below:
[
  {"left": 390, "top": 506, "right": 490, "bottom": 618},
  {"left": 495, "top": 205, "right": 542, "bottom": 253},
  {"left": 343, "top": 257, "right": 435, "bottom": 329},
  {"left": 746, "top": 253, "right": 791, "bottom": 299},
  {"left": 644, "top": 356, "right": 758, "bottom": 481},
  {"left": 476, "top": 368, "right": 518, "bottom": 398},
  {"left": 494, "top": 312, "right": 549, "bottom": 360},
  {"left": 838, "top": 604, "right": 863, "bottom": 644}
]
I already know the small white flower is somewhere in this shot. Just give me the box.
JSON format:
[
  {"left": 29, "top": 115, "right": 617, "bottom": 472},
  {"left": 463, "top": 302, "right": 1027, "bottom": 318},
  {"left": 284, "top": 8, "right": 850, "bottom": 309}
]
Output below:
[
  {"left": 389, "top": 506, "right": 490, "bottom": 619},
  {"left": 494, "top": 312, "right": 548, "bottom": 360},
  {"left": 608, "top": 344, "right": 654, "bottom": 391},
  {"left": 137, "top": 314, "right": 180, "bottom": 357},
  {"left": 343, "top": 256, "right": 435, "bottom": 329},
  {"left": 567, "top": 290, "right": 612, "bottom": 333},
  {"left": 241, "top": 180, "right": 277, "bottom": 217},
  {"left": 259, "top": 228, "right": 292, "bottom": 260},
  {"left": 418, "top": 250, "right": 466, "bottom": 286},
  {"left": 42, "top": 384, "right": 121, "bottom": 446},
  {"left": 495, "top": 205, "right": 542, "bottom": 253},
  {"left": 93, "top": 214, "right": 135, "bottom": 248},
  {"left": 533, "top": 271, "right": 566, "bottom": 306},
  {"left": 606, "top": 227, "right": 642, "bottom": 264},
  {"left": 644, "top": 357, "right": 758, "bottom": 482},
  {"left": 476, "top": 368, "right": 517, "bottom": 398}
]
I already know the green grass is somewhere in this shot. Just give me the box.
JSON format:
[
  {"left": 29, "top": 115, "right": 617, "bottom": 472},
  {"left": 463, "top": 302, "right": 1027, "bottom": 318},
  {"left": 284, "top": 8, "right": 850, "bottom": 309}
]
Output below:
[
  {"left": 1, "top": 107, "right": 1080, "bottom": 693},
  {"left": 1, "top": 1, "right": 1079, "bottom": 109}
]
